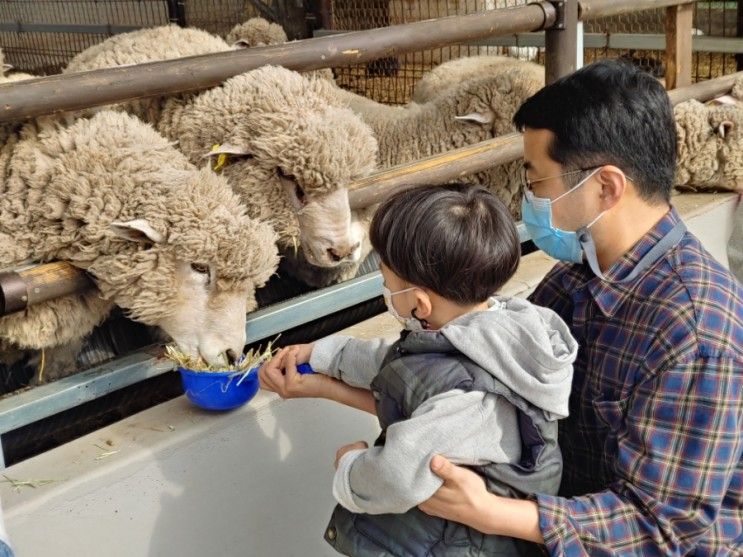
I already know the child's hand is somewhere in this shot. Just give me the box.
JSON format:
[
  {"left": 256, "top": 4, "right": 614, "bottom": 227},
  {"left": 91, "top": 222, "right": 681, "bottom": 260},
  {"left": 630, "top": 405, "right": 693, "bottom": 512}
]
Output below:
[
  {"left": 259, "top": 347, "right": 329, "bottom": 399},
  {"left": 334, "top": 441, "right": 368, "bottom": 469}
]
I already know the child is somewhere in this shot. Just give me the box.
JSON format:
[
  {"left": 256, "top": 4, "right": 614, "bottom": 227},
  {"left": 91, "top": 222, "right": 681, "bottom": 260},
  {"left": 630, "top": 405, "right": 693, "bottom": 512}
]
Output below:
[{"left": 260, "top": 183, "right": 577, "bottom": 556}]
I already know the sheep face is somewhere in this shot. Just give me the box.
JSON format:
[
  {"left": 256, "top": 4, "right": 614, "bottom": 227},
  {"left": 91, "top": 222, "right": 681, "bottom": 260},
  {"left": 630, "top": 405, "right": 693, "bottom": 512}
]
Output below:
[
  {"left": 93, "top": 169, "right": 279, "bottom": 366},
  {"left": 674, "top": 100, "right": 743, "bottom": 192}
]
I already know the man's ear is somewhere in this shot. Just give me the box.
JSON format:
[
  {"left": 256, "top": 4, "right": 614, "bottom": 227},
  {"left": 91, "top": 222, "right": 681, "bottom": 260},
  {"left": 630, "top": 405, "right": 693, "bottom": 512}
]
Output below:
[{"left": 596, "top": 165, "right": 627, "bottom": 211}]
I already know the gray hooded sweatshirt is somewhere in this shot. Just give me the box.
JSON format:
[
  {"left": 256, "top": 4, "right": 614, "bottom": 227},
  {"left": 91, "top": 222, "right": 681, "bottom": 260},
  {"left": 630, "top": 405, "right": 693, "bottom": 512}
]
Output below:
[{"left": 311, "top": 296, "right": 578, "bottom": 515}]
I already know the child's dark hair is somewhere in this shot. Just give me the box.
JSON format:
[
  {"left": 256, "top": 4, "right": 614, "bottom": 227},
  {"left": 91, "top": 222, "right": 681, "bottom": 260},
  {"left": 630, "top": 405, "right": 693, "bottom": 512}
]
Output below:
[
  {"left": 513, "top": 59, "right": 676, "bottom": 203},
  {"left": 370, "top": 183, "right": 520, "bottom": 305}
]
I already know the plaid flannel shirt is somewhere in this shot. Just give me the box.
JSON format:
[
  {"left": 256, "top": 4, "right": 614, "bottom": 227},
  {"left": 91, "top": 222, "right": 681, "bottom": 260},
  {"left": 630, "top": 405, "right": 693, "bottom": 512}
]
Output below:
[{"left": 529, "top": 208, "right": 743, "bottom": 556}]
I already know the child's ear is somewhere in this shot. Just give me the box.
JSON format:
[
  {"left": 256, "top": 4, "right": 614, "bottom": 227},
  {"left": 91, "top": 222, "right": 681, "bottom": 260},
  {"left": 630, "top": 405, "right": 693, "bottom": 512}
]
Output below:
[{"left": 413, "top": 290, "right": 433, "bottom": 321}]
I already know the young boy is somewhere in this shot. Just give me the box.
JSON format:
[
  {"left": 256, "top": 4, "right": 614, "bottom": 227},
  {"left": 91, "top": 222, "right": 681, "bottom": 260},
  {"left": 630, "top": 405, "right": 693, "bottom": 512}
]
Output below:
[{"left": 260, "top": 183, "right": 577, "bottom": 556}]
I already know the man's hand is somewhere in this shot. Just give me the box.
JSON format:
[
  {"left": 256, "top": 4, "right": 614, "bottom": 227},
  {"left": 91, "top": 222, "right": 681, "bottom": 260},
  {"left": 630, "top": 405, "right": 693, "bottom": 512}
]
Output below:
[
  {"left": 418, "top": 455, "right": 495, "bottom": 534},
  {"left": 334, "top": 441, "right": 368, "bottom": 469}
]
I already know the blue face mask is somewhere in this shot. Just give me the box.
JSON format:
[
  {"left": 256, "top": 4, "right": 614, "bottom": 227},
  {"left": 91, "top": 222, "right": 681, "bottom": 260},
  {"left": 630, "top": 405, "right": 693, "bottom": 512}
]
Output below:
[{"left": 521, "top": 168, "right": 605, "bottom": 264}]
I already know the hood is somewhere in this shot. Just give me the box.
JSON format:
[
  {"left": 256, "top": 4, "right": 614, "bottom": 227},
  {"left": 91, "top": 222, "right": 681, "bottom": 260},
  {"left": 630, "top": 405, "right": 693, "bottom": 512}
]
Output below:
[{"left": 437, "top": 297, "right": 577, "bottom": 420}]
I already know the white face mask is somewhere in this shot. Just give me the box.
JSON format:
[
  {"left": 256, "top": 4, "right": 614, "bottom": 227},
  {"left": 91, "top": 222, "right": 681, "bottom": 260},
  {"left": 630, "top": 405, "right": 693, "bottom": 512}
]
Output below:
[{"left": 382, "top": 285, "right": 425, "bottom": 332}]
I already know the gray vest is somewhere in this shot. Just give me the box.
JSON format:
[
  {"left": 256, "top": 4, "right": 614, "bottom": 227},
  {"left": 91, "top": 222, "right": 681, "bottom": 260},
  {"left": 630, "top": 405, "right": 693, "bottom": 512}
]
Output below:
[{"left": 324, "top": 329, "right": 561, "bottom": 556}]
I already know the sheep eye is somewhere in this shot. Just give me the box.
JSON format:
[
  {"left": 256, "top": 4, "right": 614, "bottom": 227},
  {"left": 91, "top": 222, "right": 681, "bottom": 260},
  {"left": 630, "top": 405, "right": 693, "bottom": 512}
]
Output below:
[
  {"left": 191, "top": 263, "right": 209, "bottom": 274},
  {"left": 294, "top": 183, "right": 307, "bottom": 204}
]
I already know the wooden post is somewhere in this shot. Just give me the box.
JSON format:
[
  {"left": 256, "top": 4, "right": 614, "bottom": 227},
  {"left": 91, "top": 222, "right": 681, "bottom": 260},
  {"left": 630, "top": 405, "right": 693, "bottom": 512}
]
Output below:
[
  {"left": 666, "top": 3, "right": 694, "bottom": 89},
  {"left": 545, "top": 0, "right": 579, "bottom": 84}
]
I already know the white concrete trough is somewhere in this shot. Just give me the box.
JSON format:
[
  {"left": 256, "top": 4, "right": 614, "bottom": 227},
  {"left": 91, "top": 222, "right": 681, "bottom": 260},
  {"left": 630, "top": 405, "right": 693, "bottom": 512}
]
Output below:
[{"left": 0, "top": 192, "right": 739, "bottom": 557}]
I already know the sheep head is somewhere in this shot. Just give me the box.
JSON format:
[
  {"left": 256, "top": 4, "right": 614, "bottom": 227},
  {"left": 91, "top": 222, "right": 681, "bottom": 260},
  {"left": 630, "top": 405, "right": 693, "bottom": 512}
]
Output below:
[
  {"left": 674, "top": 100, "right": 743, "bottom": 192},
  {"left": 449, "top": 62, "right": 545, "bottom": 138},
  {"left": 89, "top": 167, "right": 279, "bottom": 366},
  {"left": 200, "top": 66, "right": 378, "bottom": 270},
  {"left": 226, "top": 17, "right": 288, "bottom": 48}
]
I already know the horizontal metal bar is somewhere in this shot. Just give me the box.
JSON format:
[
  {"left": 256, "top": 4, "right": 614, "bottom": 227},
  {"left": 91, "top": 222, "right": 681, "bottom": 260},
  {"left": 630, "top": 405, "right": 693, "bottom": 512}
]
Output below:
[
  {"left": 244, "top": 270, "right": 384, "bottom": 343},
  {"left": 317, "top": 29, "right": 743, "bottom": 55},
  {"left": 0, "top": 270, "right": 384, "bottom": 435},
  {"left": 0, "top": 346, "right": 172, "bottom": 434},
  {"left": 579, "top": 0, "right": 692, "bottom": 20},
  {"left": 0, "top": 3, "right": 556, "bottom": 123},
  {"left": 0, "top": 22, "right": 142, "bottom": 35}
]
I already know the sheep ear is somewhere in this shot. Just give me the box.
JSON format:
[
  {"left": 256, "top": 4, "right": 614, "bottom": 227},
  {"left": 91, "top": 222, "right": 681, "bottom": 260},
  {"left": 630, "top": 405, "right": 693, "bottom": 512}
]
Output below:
[
  {"left": 110, "top": 219, "right": 164, "bottom": 244},
  {"left": 708, "top": 94, "right": 739, "bottom": 107},
  {"left": 454, "top": 112, "right": 494, "bottom": 125},
  {"left": 201, "top": 143, "right": 252, "bottom": 159},
  {"left": 717, "top": 120, "right": 735, "bottom": 139}
]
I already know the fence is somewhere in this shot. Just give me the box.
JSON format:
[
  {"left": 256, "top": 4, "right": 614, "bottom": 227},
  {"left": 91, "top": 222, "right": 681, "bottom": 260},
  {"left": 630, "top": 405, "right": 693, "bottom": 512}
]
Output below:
[
  {"left": 0, "top": 0, "right": 738, "bottom": 467},
  {"left": 328, "top": 0, "right": 743, "bottom": 103}
]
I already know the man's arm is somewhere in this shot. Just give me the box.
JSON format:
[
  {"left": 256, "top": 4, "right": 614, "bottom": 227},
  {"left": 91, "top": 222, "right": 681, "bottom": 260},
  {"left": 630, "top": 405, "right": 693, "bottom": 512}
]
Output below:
[{"left": 422, "top": 356, "right": 743, "bottom": 555}]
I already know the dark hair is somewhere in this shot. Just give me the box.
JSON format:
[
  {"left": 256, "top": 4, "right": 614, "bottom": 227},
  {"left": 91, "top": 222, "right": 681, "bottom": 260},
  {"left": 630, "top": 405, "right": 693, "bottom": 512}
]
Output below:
[
  {"left": 513, "top": 59, "right": 676, "bottom": 203},
  {"left": 369, "top": 183, "right": 520, "bottom": 305}
]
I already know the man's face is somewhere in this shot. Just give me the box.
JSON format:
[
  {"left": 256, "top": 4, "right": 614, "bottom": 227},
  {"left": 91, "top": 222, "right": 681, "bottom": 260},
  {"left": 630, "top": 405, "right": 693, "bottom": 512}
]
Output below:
[{"left": 522, "top": 128, "right": 602, "bottom": 232}]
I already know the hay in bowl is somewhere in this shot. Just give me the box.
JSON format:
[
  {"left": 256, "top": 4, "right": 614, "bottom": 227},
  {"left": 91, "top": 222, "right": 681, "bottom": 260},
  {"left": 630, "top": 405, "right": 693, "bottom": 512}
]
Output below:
[{"left": 165, "top": 343, "right": 275, "bottom": 411}]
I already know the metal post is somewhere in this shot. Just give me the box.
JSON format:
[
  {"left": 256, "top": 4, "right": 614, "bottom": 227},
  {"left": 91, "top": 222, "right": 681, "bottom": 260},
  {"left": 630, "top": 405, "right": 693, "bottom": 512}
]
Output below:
[
  {"left": 166, "top": 0, "right": 187, "bottom": 27},
  {"left": 545, "top": 0, "right": 579, "bottom": 84},
  {"left": 736, "top": 0, "right": 743, "bottom": 71}
]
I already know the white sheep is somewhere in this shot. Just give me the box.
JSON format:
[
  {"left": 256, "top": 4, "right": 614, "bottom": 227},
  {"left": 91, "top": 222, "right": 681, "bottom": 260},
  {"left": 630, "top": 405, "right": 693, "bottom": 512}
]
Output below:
[
  {"left": 674, "top": 95, "right": 743, "bottom": 193},
  {"left": 411, "top": 54, "right": 538, "bottom": 103},
  {"left": 65, "top": 28, "right": 378, "bottom": 286},
  {"left": 317, "top": 59, "right": 545, "bottom": 217},
  {"left": 0, "top": 111, "right": 279, "bottom": 371},
  {"left": 225, "top": 18, "right": 288, "bottom": 48},
  {"left": 167, "top": 66, "right": 377, "bottom": 281}
]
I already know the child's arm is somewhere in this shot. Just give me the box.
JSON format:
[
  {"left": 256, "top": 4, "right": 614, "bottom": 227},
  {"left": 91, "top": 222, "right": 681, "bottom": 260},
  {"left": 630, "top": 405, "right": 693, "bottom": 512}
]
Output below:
[
  {"left": 310, "top": 335, "right": 396, "bottom": 389},
  {"left": 332, "top": 390, "right": 520, "bottom": 515},
  {"left": 260, "top": 348, "right": 377, "bottom": 414}
]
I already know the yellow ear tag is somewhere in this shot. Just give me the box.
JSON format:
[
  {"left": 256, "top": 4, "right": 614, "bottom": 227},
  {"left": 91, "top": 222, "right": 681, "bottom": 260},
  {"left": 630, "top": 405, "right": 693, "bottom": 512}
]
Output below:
[{"left": 210, "top": 143, "right": 229, "bottom": 172}]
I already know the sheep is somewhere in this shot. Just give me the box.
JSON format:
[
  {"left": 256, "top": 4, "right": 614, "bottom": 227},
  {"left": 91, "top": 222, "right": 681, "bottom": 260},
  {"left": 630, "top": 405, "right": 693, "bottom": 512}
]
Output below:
[
  {"left": 316, "top": 59, "right": 545, "bottom": 217},
  {"left": 163, "top": 66, "right": 377, "bottom": 280},
  {"left": 674, "top": 90, "right": 743, "bottom": 193},
  {"left": 0, "top": 47, "right": 35, "bottom": 81},
  {"left": 225, "top": 18, "right": 333, "bottom": 81},
  {"left": 65, "top": 31, "right": 378, "bottom": 287},
  {"left": 0, "top": 110, "right": 279, "bottom": 372},
  {"left": 225, "top": 18, "right": 288, "bottom": 48},
  {"left": 411, "top": 54, "right": 538, "bottom": 103}
]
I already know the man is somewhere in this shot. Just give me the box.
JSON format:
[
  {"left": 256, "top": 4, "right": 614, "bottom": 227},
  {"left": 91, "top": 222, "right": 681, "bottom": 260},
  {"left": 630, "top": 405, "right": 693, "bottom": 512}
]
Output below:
[{"left": 419, "top": 60, "right": 743, "bottom": 555}]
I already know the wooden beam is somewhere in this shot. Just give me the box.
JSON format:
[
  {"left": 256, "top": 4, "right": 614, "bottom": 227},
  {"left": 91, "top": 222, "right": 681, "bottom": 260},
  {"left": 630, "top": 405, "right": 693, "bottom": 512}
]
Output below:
[{"left": 666, "top": 3, "right": 694, "bottom": 89}]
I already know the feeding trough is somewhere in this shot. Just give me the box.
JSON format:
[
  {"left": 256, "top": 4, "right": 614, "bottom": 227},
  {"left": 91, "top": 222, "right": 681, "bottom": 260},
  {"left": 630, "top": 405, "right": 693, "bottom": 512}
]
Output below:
[{"left": 165, "top": 345, "right": 315, "bottom": 411}]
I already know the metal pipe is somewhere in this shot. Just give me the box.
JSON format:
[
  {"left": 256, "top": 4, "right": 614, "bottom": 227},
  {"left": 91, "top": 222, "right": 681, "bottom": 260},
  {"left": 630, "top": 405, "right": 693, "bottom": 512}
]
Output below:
[
  {"left": 0, "top": 262, "right": 94, "bottom": 315},
  {"left": 348, "top": 134, "right": 524, "bottom": 209},
  {"left": 578, "top": 0, "right": 691, "bottom": 21},
  {"left": 1, "top": 7, "right": 735, "bottom": 316},
  {"left": 0, "top": 3, "right": 556, "bottom": 123},
  {"left": 545, "top": 0, "right": 580, "bottom": 84}
]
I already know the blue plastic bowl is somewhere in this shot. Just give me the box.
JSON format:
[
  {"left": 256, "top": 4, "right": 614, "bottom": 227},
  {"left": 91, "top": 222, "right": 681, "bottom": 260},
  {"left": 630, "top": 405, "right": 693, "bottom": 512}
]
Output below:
[{"left": 178, "top": 363, "right": 314, "bottom": 411}]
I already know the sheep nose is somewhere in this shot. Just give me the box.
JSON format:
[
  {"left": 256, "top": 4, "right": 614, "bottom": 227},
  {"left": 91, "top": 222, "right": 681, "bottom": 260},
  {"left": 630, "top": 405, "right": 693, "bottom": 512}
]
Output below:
[
  {"left": 327, "top": 242, "right": 360, "bottom": 262},
  {"left": 226, "top": 349, "right": 238, "bottom": 365}
]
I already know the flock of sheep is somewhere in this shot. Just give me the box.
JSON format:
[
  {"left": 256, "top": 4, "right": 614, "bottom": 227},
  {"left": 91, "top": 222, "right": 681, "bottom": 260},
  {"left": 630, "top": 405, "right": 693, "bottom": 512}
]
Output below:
[{"left": 0, "top": 17, "right": 741, "bottom": 383}]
